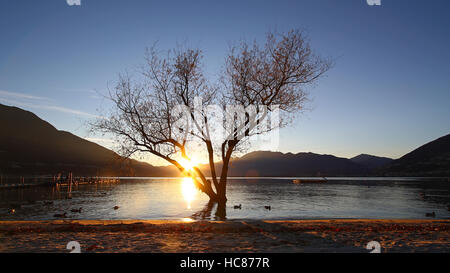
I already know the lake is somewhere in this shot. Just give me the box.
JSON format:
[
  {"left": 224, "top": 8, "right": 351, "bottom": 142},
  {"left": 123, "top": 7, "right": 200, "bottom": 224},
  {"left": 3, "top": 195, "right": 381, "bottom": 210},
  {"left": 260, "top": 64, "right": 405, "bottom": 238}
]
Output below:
[{"left": 1, "top": 177, "right": 449, "bottom": 221}]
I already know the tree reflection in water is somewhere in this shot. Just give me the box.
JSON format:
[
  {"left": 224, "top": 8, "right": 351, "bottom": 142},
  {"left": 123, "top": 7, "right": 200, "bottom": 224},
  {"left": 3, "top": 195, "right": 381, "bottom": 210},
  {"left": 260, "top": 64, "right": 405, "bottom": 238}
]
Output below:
[{"left": 191, "top": 200, "right": 227, "bottom": 220}]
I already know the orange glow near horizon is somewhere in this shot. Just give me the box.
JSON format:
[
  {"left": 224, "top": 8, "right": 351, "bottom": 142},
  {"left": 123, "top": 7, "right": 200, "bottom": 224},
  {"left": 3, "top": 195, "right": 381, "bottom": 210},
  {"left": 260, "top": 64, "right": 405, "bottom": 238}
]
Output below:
[{"left": 178, "top": 157, "right": 199, "bottom": 172}]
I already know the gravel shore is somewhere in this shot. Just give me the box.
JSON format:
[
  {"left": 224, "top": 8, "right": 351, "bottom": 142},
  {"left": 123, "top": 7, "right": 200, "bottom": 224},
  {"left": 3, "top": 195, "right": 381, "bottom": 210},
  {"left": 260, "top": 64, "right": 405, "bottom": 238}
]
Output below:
[{"left": 0, "top": 219, "right": 448, "bottom": 253}]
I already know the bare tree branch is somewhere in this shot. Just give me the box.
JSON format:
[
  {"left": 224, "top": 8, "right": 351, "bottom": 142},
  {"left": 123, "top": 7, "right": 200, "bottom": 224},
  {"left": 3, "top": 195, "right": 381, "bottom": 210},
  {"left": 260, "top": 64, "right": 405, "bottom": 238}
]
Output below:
[{"left": 91, "top": 29, "right": 332, "bottom": 205}]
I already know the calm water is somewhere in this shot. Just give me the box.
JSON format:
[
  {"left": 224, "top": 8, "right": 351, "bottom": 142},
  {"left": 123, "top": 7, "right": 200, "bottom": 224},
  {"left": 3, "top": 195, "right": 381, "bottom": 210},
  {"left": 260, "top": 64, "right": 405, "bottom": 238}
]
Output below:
[{"left": 1, "top": 178, "right": 449, "bottom": 221}]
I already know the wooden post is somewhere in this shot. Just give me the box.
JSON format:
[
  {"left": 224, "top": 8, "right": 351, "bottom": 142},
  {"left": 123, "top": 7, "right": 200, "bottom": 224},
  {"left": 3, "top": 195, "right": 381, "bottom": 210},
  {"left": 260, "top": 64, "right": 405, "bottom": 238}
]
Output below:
[{"left": 68, "top": 172, "right": 72, "bottom": 193}]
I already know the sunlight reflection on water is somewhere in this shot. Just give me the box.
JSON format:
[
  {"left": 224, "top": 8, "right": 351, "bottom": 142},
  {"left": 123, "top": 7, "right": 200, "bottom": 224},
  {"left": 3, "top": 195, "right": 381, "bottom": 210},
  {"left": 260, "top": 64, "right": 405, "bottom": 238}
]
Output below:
[
  {"left": 181, "top": 177, "right": 198, "bottom": 209},
  {"left": 0, "top": 178, "right": 449, "bottom": 221}
]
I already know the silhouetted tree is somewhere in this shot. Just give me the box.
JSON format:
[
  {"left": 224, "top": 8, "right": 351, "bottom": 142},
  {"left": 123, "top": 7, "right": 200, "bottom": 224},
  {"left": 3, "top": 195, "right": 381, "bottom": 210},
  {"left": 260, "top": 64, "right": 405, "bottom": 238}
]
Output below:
[{"left": 92, "top": 29, "right": 331, "bottom": 207}]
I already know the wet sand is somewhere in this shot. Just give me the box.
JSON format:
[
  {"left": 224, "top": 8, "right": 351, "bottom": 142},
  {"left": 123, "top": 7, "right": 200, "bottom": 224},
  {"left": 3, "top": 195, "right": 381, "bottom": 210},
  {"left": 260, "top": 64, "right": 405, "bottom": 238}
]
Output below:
[{"left": 0, "top": 219, "right": 448, "bottom": 253}]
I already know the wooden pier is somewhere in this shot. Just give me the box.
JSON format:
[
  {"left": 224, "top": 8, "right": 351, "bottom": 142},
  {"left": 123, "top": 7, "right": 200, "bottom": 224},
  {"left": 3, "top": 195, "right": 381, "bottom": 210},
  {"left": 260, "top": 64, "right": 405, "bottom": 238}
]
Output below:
[{"left": 0, "top": 173, "right": 119, "bottom": 189}]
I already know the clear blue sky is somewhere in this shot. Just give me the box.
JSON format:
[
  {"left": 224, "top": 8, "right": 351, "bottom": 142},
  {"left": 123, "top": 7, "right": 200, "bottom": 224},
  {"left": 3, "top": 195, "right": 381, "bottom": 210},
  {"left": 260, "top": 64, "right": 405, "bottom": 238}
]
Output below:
[{"left": 1, "top": 0, "right": 449, "bottom": 165}]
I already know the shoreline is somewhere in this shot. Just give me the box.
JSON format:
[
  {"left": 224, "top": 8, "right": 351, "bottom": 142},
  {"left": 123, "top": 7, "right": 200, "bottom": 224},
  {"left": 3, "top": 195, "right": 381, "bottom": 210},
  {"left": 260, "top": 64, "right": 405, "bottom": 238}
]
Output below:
[
  {"left": 1, "top": 219, "right": 448, "bottom": 253},
  {"left": 1, "top": 176, "right": 449, "bottom": 190}
]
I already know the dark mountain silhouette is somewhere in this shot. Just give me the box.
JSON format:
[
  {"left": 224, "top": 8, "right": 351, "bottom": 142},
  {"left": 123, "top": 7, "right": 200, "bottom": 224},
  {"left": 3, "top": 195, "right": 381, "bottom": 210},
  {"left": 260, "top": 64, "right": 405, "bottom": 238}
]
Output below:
[
  {"left": 197, "top": 151, "right": 369, "bottom": 177},
  {"left": 0, "top": 104, "right": 162, "bottom": 176},
  {"left": 383, "top": 134, "right": 450, "bottom": 177},
  {"left": 1, "top": 104, "right": 448, "bottom": 178},
  {"left": 350, "top": 154, "right": 393, "bottom": 170}
]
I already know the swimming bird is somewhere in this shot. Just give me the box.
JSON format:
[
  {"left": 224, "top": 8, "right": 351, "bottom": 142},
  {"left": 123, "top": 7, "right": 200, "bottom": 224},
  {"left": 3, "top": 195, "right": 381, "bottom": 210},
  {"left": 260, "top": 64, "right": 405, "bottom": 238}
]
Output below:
[
  {"left": 233, "top": 204, "right": 242, "bottom": 209},
  {"left": 43, "top": 201, "right": 54, "bottom": 205},
  {"left": 264, "top": 206, "right": 271, "bottom": 210},
  {"left": 113, "top": 206, "right": 120, "bottom": 210},
  {"left": 8, "top": 208, "right": 15, "bottom": 214},
  {"left": 71, "top": 207, "right": 82, "bottom": 213},
  {"left": 54, "top": 212, "right": 67, "bottom": 218},
  {"left": 425, "top": 212, "right": 436, "bottom": 217}
]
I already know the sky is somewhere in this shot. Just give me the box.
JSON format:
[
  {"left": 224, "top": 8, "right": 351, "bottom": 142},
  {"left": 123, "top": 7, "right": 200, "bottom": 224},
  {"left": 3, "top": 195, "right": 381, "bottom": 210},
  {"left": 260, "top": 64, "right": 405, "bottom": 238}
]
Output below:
[{"left": 0, "top": 0, "right": 449, "bottom": 166}]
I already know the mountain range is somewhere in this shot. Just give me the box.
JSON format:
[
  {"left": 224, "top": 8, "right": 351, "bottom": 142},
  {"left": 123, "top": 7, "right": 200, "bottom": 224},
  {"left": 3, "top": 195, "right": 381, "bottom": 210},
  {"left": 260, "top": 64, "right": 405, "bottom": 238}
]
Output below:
[
  {"left": 212, "top": 151, "right": 369, "bottom": 177},
  {"left": 382, "top": 134, "right": 450, "bottom": 177},
  {"left": 0, "top": 103, "right": 449, "bottom": 177},
  {"left": 0, "top": 104, "right": 164, "bottom": 176}
]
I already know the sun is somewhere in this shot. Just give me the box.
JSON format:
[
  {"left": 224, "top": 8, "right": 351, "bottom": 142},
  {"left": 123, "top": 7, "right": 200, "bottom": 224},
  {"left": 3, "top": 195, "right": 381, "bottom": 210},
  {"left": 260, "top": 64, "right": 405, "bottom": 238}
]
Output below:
[{"left": 179, "top": 157, "right": 199, "bottom": 172}]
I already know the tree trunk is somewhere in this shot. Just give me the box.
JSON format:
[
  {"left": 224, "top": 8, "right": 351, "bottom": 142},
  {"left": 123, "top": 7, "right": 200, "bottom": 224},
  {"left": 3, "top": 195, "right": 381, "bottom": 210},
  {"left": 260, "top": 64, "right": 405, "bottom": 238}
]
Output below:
[
  {"left": 216, "top": 185, "right": 227, "bottom": 206},
  {"left": 206, "top": 185, "right": 226, "bottom": 205},
  {"left": 214, "top": 140, "right": 236, "bottom": 207},
  {"left": 215, "top": 201, "right": 226, "bottom": 220},
  {"left": 216, "top": 161, "right": 229, "bottom": 207}
]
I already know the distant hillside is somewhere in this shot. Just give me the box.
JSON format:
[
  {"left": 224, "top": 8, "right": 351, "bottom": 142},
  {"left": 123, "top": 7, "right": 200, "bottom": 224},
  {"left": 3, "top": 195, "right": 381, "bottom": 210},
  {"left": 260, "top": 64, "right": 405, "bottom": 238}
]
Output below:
[
  {"left": 383, "top": 134, "right": 450, "bottom": 177},
  {"left": 351, "top": 154, "right": 393, "bottom": 170},
  {"left": 1, "top": 104, "right": 448, "bottom": 178},
  {"left": 0, "top": 104, "right": 161, "bottom": 176},
  {"left": 199, "top": 151, "right": 369, "bottom": 177}
]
